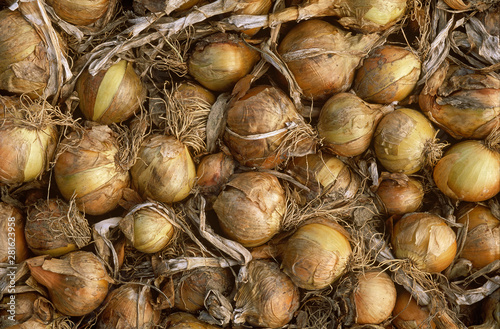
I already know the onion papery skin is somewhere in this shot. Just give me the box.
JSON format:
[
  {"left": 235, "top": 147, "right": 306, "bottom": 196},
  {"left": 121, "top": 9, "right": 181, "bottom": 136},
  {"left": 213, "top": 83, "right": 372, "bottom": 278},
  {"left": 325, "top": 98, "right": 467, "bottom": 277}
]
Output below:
[
  {"left": 354, "top": 270, "right": 397, "bottom": 324},
  {"left": 234, "top": 0, "right": 272, "bottom": 36},
  {"left": 373, "top": 108, "right": 436, "bottom": 174},
  {"left": 353, "top": 45, "right": 421, "bottom": 104},
  {"left": 0, "top": 10, "right": 50, "bottom": 97},
  {"left": 46, "top": 0, "right": 110, "bottom": 26},
  {"left": 375, "top": 173, "right": 424, "bottom": 215},
  {"left": 280, "top": 220, "right": 352, "bottom": 290},
  {"left": 54, "top": 125, "right": 130, "bottom": 216},
  {"left": 419, "top": 61, "right": 500, "bottom": 139},
  {"left": 456, "top": 204, "right": 500, "bottom": 269},
  {"left": 213, "top": 171, "right": 286, "bottom": 248},
  {"left": 188, "top": 33, "right": 260, "bottom": 92},
  {"left": 392, "top": 290, "right": 436, "bottom": 329},
  {"left": 0, "top": 202, "right": 29, "bottom": 264},
  {"left": 130, "top": 134, "right": 196, "bottom": 204},
  {"left": 277, "top": 19, "right": 380, "bottom": 101},
  {"left": 234, "top": 259, "right": 300, "bottom": 328},
  {"left": 391, "top": 212, "right": 457, "bottom": 273},
  {"left": 317, "top": 92, "right": 390, "bottom": 157},
  {"left": 0, "top": 98, "right": 58, "bottom": 186},
  {"left": 433, "top": 140, "right": 500, "bottom": 202},
  {"left": 165, "top": 312, "right": 221, "bottom": 329},
  {"left": 76, "top": 60, "right": 146, "bottom": 124}
]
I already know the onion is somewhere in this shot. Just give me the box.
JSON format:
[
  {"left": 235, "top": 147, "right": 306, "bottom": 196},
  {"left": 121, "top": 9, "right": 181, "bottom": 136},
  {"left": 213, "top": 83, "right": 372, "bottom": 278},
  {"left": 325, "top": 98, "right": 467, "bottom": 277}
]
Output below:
[
  {"left": 419, "top": 60, "right": 500, "bottom": 139},
  {"left": 391, "top": 212, "right": 457, "bottom": 273},
  {"left": 233, "top": 259, "right": 300, "bottom": 328},
  {"left": 46, "top": 0, "right": 110, "bottom": 26},
  {"left": 0, "top": 9, "right": 50, "bottom": 97},
  {"left": 317, "top": 92, "right": 393, "bottom": 157},
  {"left": 277, "top": 19, "right": 380, "bottom": 101},
  {"left": 392, "top": 290, "right": 436, "bottom": 329},
  {"left": 234, "top": 0, "right": 272, "bottom": 36},
  {"left": 336, "top": 0, "right": 407, "bottom": 32},
  {"left": 224, "top": 85, "right": 316, "bottom": 169},
  {"left": 456, "top": 203, "right": 500, "bottom": 269},
  {"left": 26, "top": 251, "right": 113, "bottom": 317},
  {"left": 130, "top": 134, "right": 196, "bottom": 204},
  {"left": 0, "top": 292, "right": 40, "bottom": 325},
  {"left": 0, "top": 202, "right": 29, "bottom": 264},
  {"left": 353, "top": 45, "right": 421, "bottom": 104},
  {"left": 373, "top": 108, "right": 438, "bottom": 174},
  {"left": 213, "top": 171, "right": 286, "bottom": 247},
  {"left": 165, "top": 312, "right": 221, "bottom": 329},
  {"left": 374, "top": 172, "right": 424, "bottom": 215},
  {"left": 280, "top": 218, "right": 352, "bottom": 290},
  {"left": 188, "top": 33, "right": 260, "bottom": 92},
  {"left": 76, "top": 60, "right": 146, "bottom": 125},
  {"left": 353, "top": 270, "right": 397, "bottom": 324},
  {"left": 172, "top": 81, "right": 216, "bottom": 109},
  {"left": 0, "top": 97, "right": 58, "bottom": 186},
  {"left": 433, "top": 140, "right": 500, "bottom": 202},
  {"left": 54, "top": 124, "right": 130, "bottom": 215},
  {"left": 196, "top": 152, "right": 236, "bottom": 203}
]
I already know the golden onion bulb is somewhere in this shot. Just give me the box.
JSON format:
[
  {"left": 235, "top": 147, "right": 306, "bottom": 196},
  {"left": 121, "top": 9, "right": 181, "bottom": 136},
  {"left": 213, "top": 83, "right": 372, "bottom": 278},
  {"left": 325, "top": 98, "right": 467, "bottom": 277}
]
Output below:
[
  {"left": 391, "top": 212, "right": 457, "bottom": 273},
  {"left": 224, "top": 85, "right": 315, "bottom": 169},
  {"left": 0, "top": 97, "right": 58, "bottom": 186},
  {"left": 76, "top": 60, "right": 146, "bottom": 124},
  {"left": 27, "top": 251, "right": 113, "bottom": 317},
  {"left": 433, "top": 140, "right": 500, "bottom": 202},
  {"left": 374, "top": 173, "right": 424, "bottom": 215},
  {"left": 46, "top": 0, "right": 110, "bottom": 26},
  {"left": 172, "top": 81, "right": 216, "bottom": 108},
  {"left": 234, "top": 259, "right": 300, "bottom": 328},
  {"left": 188, "top": 33, "right": 260, "bottom": 92},
  {"left": 196, "top": 152, "right": 236, "bottom": 197},
  {"left": 456, "top": 204, "right": 500, "bottom": 269},
  {"left": 25, "top": 198, "right": 91, "bottom": 257},
  {"left": 0, "top": 202, "right": 29, "bottom": 264},
  {"left": 0, "top": 10, "right": 50, "bottom": 97},
  {"left": 277, "top": 19, "right": 380, "bottom": 101},
  {"left": 96, "top": 284, "right": 161, "bottom": 329},
  {"left": 164, "top": 312, "right": 221, "bottom": 329},
  {"left": 373, "top": 108, "right": 437, "bottom": 174},
  {"left": 317, "top": 92, "right": 392, "bottom": 157},
  {"left": 213, "top": 171, "right": 286, "bottom": 247},
  {"left": 353, "top": 45, "right": 421, "bottom": 104},
  {"left": 54, "top": 124, "right": 130, "bottom": 215},
  {"left": 353, "top": 270, "right": 397, "bottom": 324},
  {"left": 280, "top": 218, "right": 352, "bottom": 290},
  {"left": 336, "top": 0, "right": 407, "bottom": 32},
  {"left": 419, "top": 61, "right": 500, "bottom": 140},
  {"left": 392, "top": 290, "right": 436, "bottom": 329},
  {"left": 130, "top": 134, "right": 196, "bottom": 204}
]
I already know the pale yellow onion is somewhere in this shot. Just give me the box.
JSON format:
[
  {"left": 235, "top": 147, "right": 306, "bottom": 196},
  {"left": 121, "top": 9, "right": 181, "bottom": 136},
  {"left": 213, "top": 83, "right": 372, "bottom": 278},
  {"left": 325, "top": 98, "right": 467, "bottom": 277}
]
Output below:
[
  {"left": 76, "top": 60, "right": 146, "bottom": 124},
  {"left": 336, "top": 0, "right": 407, "bottom": 32},
  {"left": 46, "top": 0, "right": 110, "bottom": 26},
  {"left": 130, "top": 134, "right": 196, "bottom": 204},
  {"left": 172, "top": 81, "right": 216, "bottom": 108},
  {"left": 0, "top": 202, "right": 29, "bottom": 264},
  {"left": 54, "top": 124, "right": 130, "bottom": 215},
  {"left": 373, "top": 108, "right": 437, "bottom": 174},
  {"left": 391, "top": 212, "right": 457, "bottom": 273},
  {"left": 433, "top": 140, "right": 500, "bottom": 202},
  {"left": 374, "top": 173, "right": 424, "bottom": 215},
  {"left": 392, "top": 290, "right": 436, "bottom": 329}
]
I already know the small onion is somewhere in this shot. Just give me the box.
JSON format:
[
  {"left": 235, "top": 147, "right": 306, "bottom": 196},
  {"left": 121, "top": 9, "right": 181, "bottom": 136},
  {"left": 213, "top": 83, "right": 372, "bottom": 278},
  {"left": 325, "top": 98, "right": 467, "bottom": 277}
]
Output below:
[
  {"left": 188, "top": 33, "right": 260, "bottom": 92},
  {"left": 419, "top": 60, "right": 500, "bottom": 139},
  {"left": 234, "top": 0, "right": 273, "bottom": 36},
  {"left": 46, "top": 0, "right": 110, "bottom": 26},
  {"left": 373, "top": 108, "right": 437, "bottom": 174},
  {"left": 317, "top": 92, "right": 393, "bottom": 157},
  {"left": 456, "top": 204, "right": 500, "bottom": 269},
  {"left": 164, "top": 312, "right": 221, "bottom": 329},
  {"left": 277, "top": 19, "right": 380, "bottom": 101},
  {"left": 76, "top": 60, "right": 146, "bottom": 124},
  {"left": 280, "top": 218, "right": 352, "bottom": 290},
  {"left": 26, "top": 251, "right": 113, "bottom": 317},
  {"left": 0, "top": 202, "right": 29, "bottom": 264},
  {"left": 196, "top": 152, "right": 236, "bottom": 197},
  {"left": 172, "top": 81, "right": 216, "bottom": 109},
  {"left": 433, "top": 140, "right": 500, "bottom": 202},
  {"left": 0, "top": 292, "right": 40, "bottom": 325},
  {"left": 392, "top": 290, "right": 436, "bottom": 329},
  {"left": 130, "top": 134, "right": 196, "bottom": 204},
  {"left": 374, "top": 172, "right": 424, "bottom": 215},
  {"left": 336, "top": 0, "right": 407, "bottom": 32},
  {"left": 391, "top": 212, "right": 457, "bottom": 273},
  {"left": 233, "top": 259, "right": 300, "bottom": 328},
  {"left": 54, "top": 124, "right": 130, "bottom": 215},
  {"left": 213, "top": 171, "right": 286, "bottom": 247},
  {"left": 353, "top": 270, "right": 397, "bottom": 324},
  {"left": 353, "top": 45, "right": 421, "bottom": 104}
]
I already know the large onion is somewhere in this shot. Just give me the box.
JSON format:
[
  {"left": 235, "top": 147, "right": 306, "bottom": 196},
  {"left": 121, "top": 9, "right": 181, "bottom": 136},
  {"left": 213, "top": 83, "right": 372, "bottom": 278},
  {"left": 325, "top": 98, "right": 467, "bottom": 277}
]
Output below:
[{"left": 433, "top": 140, "right": 500, "bottom": 202}]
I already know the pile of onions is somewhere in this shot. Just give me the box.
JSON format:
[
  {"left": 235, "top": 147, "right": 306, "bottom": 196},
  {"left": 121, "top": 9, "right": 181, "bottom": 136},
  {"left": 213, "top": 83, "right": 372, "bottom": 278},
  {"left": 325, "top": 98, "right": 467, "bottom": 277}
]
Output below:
[
  {"left": 419, "top": 60, "right": 500, "bottom": 139},
  {"left": 374, "top": 172, "right": 424, "bottom": 215},
  {"left": 0, "top": 97, "right": 58, "bottom": 186},
  {"left": 213, "top": 171, "right": 286, "bottom": 247},
  {"left": 392, "top": 290, "right": 436, "bottom": 329},
  {"left": 373, "top": 108, "right": 437, "bottom": 174},
  {"left": 0, "top": 202, "right": 29, "bottom": 264},
  {"left": 46, "top": 0, "right": 110, "bottom": 26},
  {"left": 76, "top": 60, "right": 146, "bottom": 124},
  {"left": 353, "top": 45, "right": 421, "bottom": 104},
  {"left": 391, "top": 212, "right": 457, "bottom": 273},
  {"left": 317, "top": 92, "right": 393, "bottom": 157},
  {"left": 54, "top": 124, "right": 130, "bottom": 215},
  {"left": 188, "top": 33, "right": 260, "bottom": 92},
  {"left": 433, "top": 139, "right": 500, "bottom": 202},
  {"left": 233, "top": 259, "right": 300, "bottom": 328}
]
